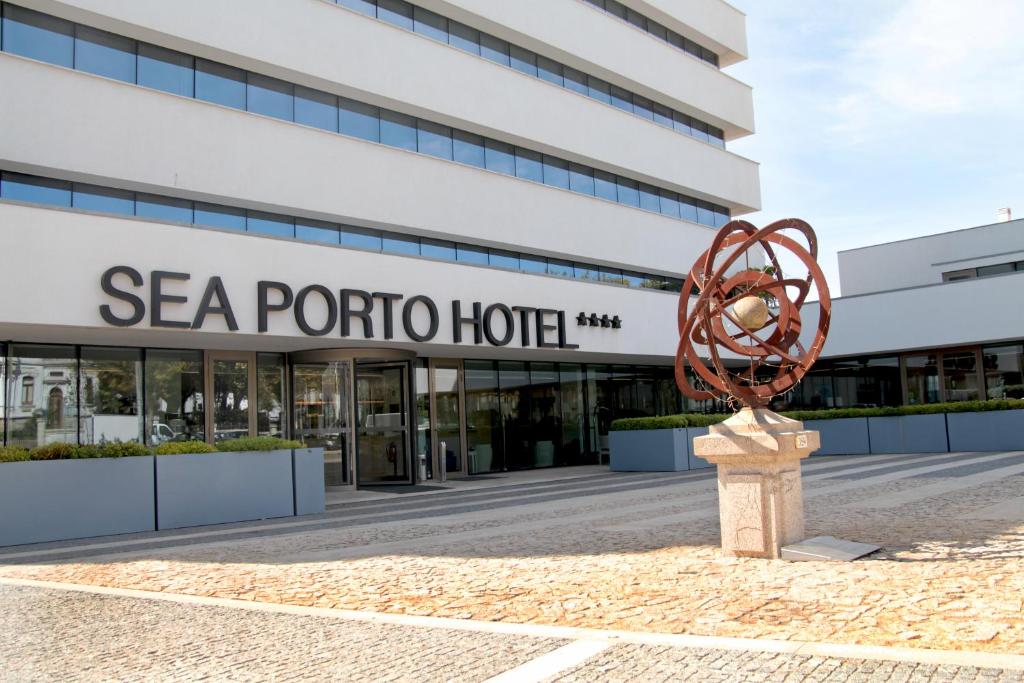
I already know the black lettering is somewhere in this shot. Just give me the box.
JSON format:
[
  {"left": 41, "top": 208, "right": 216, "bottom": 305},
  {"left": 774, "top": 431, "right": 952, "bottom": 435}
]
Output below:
[
  {"left": 372, "top": 292, "right": 404, "bottom": 341},
  {"left": 258, "top": 281, "right": 293, "bottom": 333},
  {"left": 452, "top": 300, "right": 483, "bottom": 344},
  {"left": 191, "top": 277, "right": 238, "bottom": 331},
  {"left": 150, "top": 270, "right": 191, "bottom": 329},
  {"left": 535, "top": 308, "right": 560, "bottom": 349},
  {"left": 294, "top": 284, "right": 338, "bottom": 336},
  {"left": 557, "top": 311, "right": 580, "bottom": 349},
  {"left": 483, "top": 303, "right": 515, "bottom": 346},
  {"left": 511, "top": 306, "right": 536, "bottom": 347},
  {"left": 340, "top": 289, "right": 373, "bottom": 338},
  {"left": 99, "top": 266, "right": 145, "bottom": 327},
  {"left": 402, "top": 296, "right": 439, "bottom": 342}
]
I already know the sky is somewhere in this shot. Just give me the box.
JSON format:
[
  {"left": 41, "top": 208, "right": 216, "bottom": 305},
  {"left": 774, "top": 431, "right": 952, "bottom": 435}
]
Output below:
[{"left": 725, "top": 0, "right": 1024, "bottom": 296}]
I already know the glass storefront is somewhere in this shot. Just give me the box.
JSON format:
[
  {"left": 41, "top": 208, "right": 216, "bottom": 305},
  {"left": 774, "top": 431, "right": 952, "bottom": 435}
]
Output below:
[
  {"left": 146, "top": 349, "right": 205, "bottom": 444},
  {"left": 983, "top": 344, "right": 1024, "bottom": 399},
  {"left": 293, "top": 360, "right": 352, "bottom": 485},
  {"left": 80, "top": 346, "right": 143, "bottom": 444},
  {"left": 6, "top": 344, "right": 77, "bottom": 449}
]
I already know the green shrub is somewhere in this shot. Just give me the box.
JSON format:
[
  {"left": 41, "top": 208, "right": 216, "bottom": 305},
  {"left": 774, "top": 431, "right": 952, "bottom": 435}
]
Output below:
[
  {"left": 28, "top": 442, "right": 78, "bottom": 460},
  {"left": 610, "top": 398, "right": 1024, "bottom": 431},
  {"left": 0, "top": 446, "right": 31, "bottom": 463},
  {"left": 97, "top": 441, "right": 151, "bottom": 458},
  {"left": 72, "top": 444, "right": 103, "bottom": 459},
  {"left": 154, "top": 440, "right": 218, "bottom": 455},
  {"left": 215, "top": 436, "right": 304, "bottom": 452}
]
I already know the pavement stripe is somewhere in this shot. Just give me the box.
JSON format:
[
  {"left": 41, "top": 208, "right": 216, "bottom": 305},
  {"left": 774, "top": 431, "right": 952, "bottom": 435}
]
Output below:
[
  {"left": 845, "top": 461, "right": 1024, "bottom": 509},
  {"left": 482, "top": 639, "right": 611, "bottom": 683},
  {"left": 965, "top": 495, "right": 1024, "bottom": 520},
  {"left": 2, "top": 577, "right": 1022, "bottom": 672}
]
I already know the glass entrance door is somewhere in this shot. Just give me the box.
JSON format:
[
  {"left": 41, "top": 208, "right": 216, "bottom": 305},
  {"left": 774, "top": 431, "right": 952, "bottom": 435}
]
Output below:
[
  {"left": 293, "top": 360, "right": 353, "bottom": 486},
  {"left": 356, "top": 362, "right": 412, "bottom": 485},
  {"left": 431, "top": 360, "right": 466, "bottom": 479}
]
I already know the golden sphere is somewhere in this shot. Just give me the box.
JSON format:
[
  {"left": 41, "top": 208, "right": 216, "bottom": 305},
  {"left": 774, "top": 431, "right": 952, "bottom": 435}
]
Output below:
[{"left": 732, "top": 295, "right": 769, "bottom": 330}]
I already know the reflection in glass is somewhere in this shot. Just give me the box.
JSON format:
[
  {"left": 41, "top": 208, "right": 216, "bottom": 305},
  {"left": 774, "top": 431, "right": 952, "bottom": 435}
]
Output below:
[
  {"left": 294, "top": 361, "right": 351, "bottom": 485},
  {"left": 378, "top": 0, "right": 413, "bottom": 29},
  {"left": 339, "top": 98, "right": 380, "bottom": 142},
  {"left": 421, "top": 239, "right": 456, "bottom": 261},
  {"left": 453, "top": 130, "right": 486, "bottom": 168},
  {"left": 414, "top": 360, "right": 432, "bottom": 480},
  {"left": 563, "top": 66, "right": 588, "bottom": 95},
  {"left": 489, "top": 250, "right": 519, "bottom": 270},
  {"left": 510, "top": 45, "right": 537, "bottom": 77},
  {"left": 356, "top": 364, "right": 409, "bottom": 483},
  {"left": 247, "top": 211, "right": 294, "bottom": 237},
  {"left": 417, "top": 121, "right": 453, "bottom": 160},
  {"left": 906, "top": 355, "right": 940, "bottom": 405},
  {"left": 484, "top": 140, "right": 515, "bottom": 175},
  {"left": 480, "top": 33, "right": 510, "bottom": 66},
  {"left": 456, "top": 244, "right": 488, "bottom": 265},
  {"left": 449, "top": 22, "right": 479, "bottom": 54},
  {"left": 383, "top": 232, "right": 420, "bottom": 255},
  {"left": 6, "top": 344, "right": 77, "bottom": 449},
  {"left": 413, "top": 6, "right": 447, "bottom": 41},
  {"left": 145, "top": 349, "right": 204, "bottom": 444},
  {"left": 138, "top": 43, "right": 194, "bottom": 97},
  {"left": 79, "top": 347, "right": 143, "bottom": 444},
  {"left": 136, "top": 194, "right": 193, "bottom": 223},
  {"left": 2, "top": 4, "right": 74, "bottom": 67},
  {"left": 72, "top": 184, "right": 134, "bottom": 215},
  {"left": 196, "top": 59, "right": 246, "bottom": 109},
  {"left": 195, "top": 203, "right": 245, "bottom": 231},
  {"left": 542, "top": 156, "right": 570, "bottom": 189},
  {"left": 340, "top": 226, "right": 383, "bottom": 251},
  {"left": 213, "top": 359, "right": 250, "bottom": 442},
  {"left": 296, "top": 219, "right": 341, "bottom": 244},
  {"left": 380, "top": 110, "right": 417, "bottom": 151},
  {"left": 568, "top": 163, "right": 595, "bottom": 196},
  {"left": 983, "top": 344, "right": 1024, "bottom": 399},
  {"left": 337, "top": 0, "right": 377, "bottom": 17},
  {"left": 465, "top": 360, "right": 501, "bottom": 474},
  {"left": 559, "top": 364, "right": 590, "bottom": 464},
  {"left": 75, "top": 25, "right": 135, "bottom": 82},
  {"left": 1, "top": 173, "right": 71, "bottom": 206},
  {"left": 942, "top": 351, "right": 980, "bottom": 402},
  {"left": 247, "top": 74, "right": 293, "bottom": 121},
  {"left": 499, "top": 362, "right": 530, "bottom": 470},
  {"left": 594, "top": 171, "right": 618, "bottom": 201},
  {"left": 529, "top": 363, "right": 559, "bottom": 468},
  {"left": 514, "top": 148, "right": 543, "bottom": 183},
  {"left": 257, "top": 354, "right": 285, "bottom": 437},
  {"left": 433, "top": 363, "right": 463, "bottom": 475},
  {"left": 537, "top": 55, "right": 563, "bottom": 86},
  {"left": 295, "top": 86, "right": 338, "bottom": 132}
]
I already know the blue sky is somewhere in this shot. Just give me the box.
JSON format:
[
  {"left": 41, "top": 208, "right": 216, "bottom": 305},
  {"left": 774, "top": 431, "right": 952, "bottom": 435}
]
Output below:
[{"left": 726, "top": 0, "right": 1024, "bottom": 295}]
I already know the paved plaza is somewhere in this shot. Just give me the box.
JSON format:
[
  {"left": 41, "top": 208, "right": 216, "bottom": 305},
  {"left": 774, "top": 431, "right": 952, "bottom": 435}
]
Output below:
[{"left": 1, "top": 451, "right": 1023, "bottom": 680}]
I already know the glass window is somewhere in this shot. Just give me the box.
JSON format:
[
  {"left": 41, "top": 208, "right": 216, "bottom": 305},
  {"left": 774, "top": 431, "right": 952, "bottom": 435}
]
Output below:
[
  {"left": 138, "top": 43, "right": 194, "bottom": 97},
  {"left": 942, "top": 351, "right": 981, "bottom": 402},
  {"left": 380, "top": 110, "right": 417, "bottom": 151},
  {"left": 594, "top": 170, "right": 618, "bottom": 202},
  {"left": 382, "top": 232, "right": 420, "bottom": 255},
  {"left": 601, "top": 268, "right": 625, "bottom": 285},
  {"left": 1, "top": 173, "right": 71, "bottom": 206},
  {"left": 421, "top": 238, "right": 456, "bottom": 261},
  {"left": 659, "top": 190, "right": 681, "bottom": 219},
  {"left": 489, "top": 250, "right": 519, "bottom": 270},
  {"left": 136, "top": 194, "right": 193, "bottom": 223},
  {"left": 942, "top": 268, "right": 976, "bottom": 283},
  {"left": 714, "top": 207, "right": 730, "bottom": 227},
  {"left": 146, "top": 349, "right": 205, "bottom": 444},
  {"left": 465, "top": 360, "right": 502, "bottom": 474},
  {"left": 257, "top": 354, "right": 286, "bottom": 438},
  {"left": 339, "top": 97, "right": 380, "bottom": 142},
  {"left": 484, "top": 139, "right": 515, "bottom": 175},
  {"left": 537, "top": 55, "right": 562, "bottom": 86},
  {"left": 616, "top": 177, "right": 640, "bottom": 207},
  {"left": 610, "top": 84, "right": 633, "bottom": 112},
  {"left": 692, "top": 119, "right": 711, "bottom": 143},
  {"left": 905, "top": 354, "right": 940, "bottom": 405},
  {"left": 337, "top": 0, "right": 376, "bottom": 17},
  {"left": 480, "top": 33, "right": 510, "bottom": 66},
  {"left": 647, "top": 21, "right": 668, "bottom": 42},
  {"left": 196, "top": 59, "right": 246, "bottom": 110},
  {"left": 520, "top": 256, "right": 547, "bottom": 274},
  {"left": 547, "top": 260, "right": 574, "bottom": 278},
  {"left": 195, "top": 203, "right": 245, "bottom": 231},
  {"left": 247, "top": 210, "right": 294, "bottom": 237},
  {"left": 449, "top": 21, "right": 480, "bottom": 54},
  {"left": 377, "top": 0, "right": 413, "bottom": 29},
  {"left": 977, "top": 263, "right": 1015, "bottom": 277},
  {"left": 709, "top": 126, "right": 726, "bottom": 148},
  {"left": 295, "top": 86, "right": 338, "bottom": 132},
  {"left": 621, "top": 272, "right": 646, "bottom": 288},
  {"left": 340, "top": 226, "right": 383, "bottom": 250},
  {"left": 417, "top": 120, "right": 453, "bottom": 160},
  {"left": 413, "top": 7, "right": 447, "bottom": 42},
  {"left": 514, "top": 148, "right": 544, "bottom": 183},
  {"left": 498, "top": 361, "right": 530, "bottom": 470},
  {"left": 456, "top": 244, "right": 488, "bottom": 265},
  {"left": 983, "top": 344, "right": 1024, "bottom": 400},
  {"left": 563, "top": 65, "right": 588, "bottom": 95},
  {"left": 652, "top": 102, "right": 673, "bottom": 128},
  {"left": 7, "top": 344, "right": 77, "bottom": 449},
  {"left": 683, "top": 38, "right": 702, "bottom": 58},
  {"left": 542, "top": 156, "right": 570, "bottom": 189},
  {"left": 605, "top": 0, "right": 627, "bottom": 20},
  {"left": 1, "top": 5, "right": 73, "bottom": 67},
  {"left": 672, "top": 111, "right": 692, "bottom": 136},
  {"left": 559, "top": 364, "right": 591, "bottom": 464},
  {"left": 453, "top": 130, "right": 486, "bottom": 168},
  {"left": 247, "top": 73, "right": 293, "bottom": 121},
  {"left": 528, "top": 362, "right": 560, "bottom": 467},
  {"left": 633, "top": 95, "right": 654, "bottom": 120},
  {"left": 509, "top": 45, "right": 537, "bottom": 77},
  {"left": 72, "top": 184, "right": 134, "bottom": 215},
  {"left": 574, "top": 263, "right": 600, "bottom": 280},
  {"left": 638, "top": 183, "right": 660, "bottom": 212},
  {"left": 74, "top": 25, "right": 135, "bottom": 83},
  {"left": 696, "top": 200, "right": 715, "bottom": 226},
  {"left": 626, "top": 8, "right": 646, "bottom": 29},
  {"left": 296, "top": 219, "right": 341, "bottom": 244},
  {"left": 588, "top": 76, "right": 611, "bottom": 104},
  {"left": 79, "top": 347, "right": 143, "bottom": 445},
  {"left": 568, "top": 163, "right": 595, "bottom": 196},
  {"left": 679, "top": 195, "right": 699, "bottom": 223}
]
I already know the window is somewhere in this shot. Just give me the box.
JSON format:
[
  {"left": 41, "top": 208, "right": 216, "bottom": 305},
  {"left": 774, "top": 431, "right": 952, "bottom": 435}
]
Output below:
[
  {"left": 73, "top": 184, "right": 134, "bottom": 215},
  {"left": 696, "top": 200, "right": 715, "bottom": 226},
  {"left": 80, "top": 347, "right": 143, "bottom": 444},
  {"left": 588, "top": 76, "right": 611, "bottom": 104},
  {"left": 195, "top": 203, "right": 245, "bottom": 231},
  {"left": 74, "top": 25, "right": 135, "bottom": 83},
  {"left": 574, "top": 264, "right": 600, "bottom": 280},
  {"left": 146, "top": 349, "right": 205, "bottom": 444},
  {"left": 905, "top": 354, "right": 940, "bottom": 404},
  {"left": 977, "top": 263, "right": 1015, "bottom": 277},
  {"left": 339, "top": 98, "right": 380, "bottom": 142},
  {"left": 537, "top": 56, "right": 562, "bottom": 86},
  {"left": 542, "top": 156, "right": 570, "bottom": 190},
  {"left": 380, "top": 110, "right": 417, "bottom": 151},
  {"left": 563, "top": 66, "right": 588, "bottom": 95},
  {"left": 480, "top": 34, "right": 510, "bottom": 66},
  {"left": 1, "top": 173, "right": 71, "bottom": 206},
  {"left": 247, "top": 211, "right": 294, "bottom": 237},
  {"left": 337, "top": 0, "right": 377, "bottom": 17},
  {"left": 138, "top": 44, "right": 194, "bottom": 97},
  {"left": 449, "top": 22, "right": 479, "bottom": 54},
  {"left": 616, "top": 178, "right": 640, "bottom": 207},
  {"left": 659, "top": 190, "right": 681, "bottom": 219},
  {"left": 196, "top": 59, "right": 246, "bottom": 109},
  {"left": 673, "top": 111, "right": 692, "bottom": 136},
  {"left": 680, "top": 196, "right": 699, "bottom": 223},
  {"left": 136, "top": 194, "right": 192, "bottom": 223},
  {"left": 520, "top": 256, "right": 547, "bottom": 274},
  {"left": 489, "top": 250, "right": 519, "bottom": 270},
  {"left": 456, "top": 244, "right": 488, "bottom": 265},
  {"left": 547, "top": 260, "right": 574, "bottom": 278},
  {"left": 943, "top": 269, "right": 975, "bottom": 282},
  {"left": 453, "top": 130, "right": 486, "bottom": 168},
  {"left": 594, "top": 171, "right": 618, "bottom": 202},
  {"left": 568, "top": 164, "right": 595, "bottom": 196},
  {"left": 983, "top": 344, "right": 1024, "bottom": 400},
  {"left": 296, "top": 219, "right": 341, "bottom": 244},
  {"left": 7, "top": 344, "right": 76, "bottom": 448},
  {"left": 340, "top": 226, "right": 383, "bottom": 250},
  {"left": 510, "top": 45, "right": 537, "bottom": 77},
  {"left": 484, "top": 139, "right": 515, "bottom": 175},
  {"left": 2, "top": 5, "right": 73, "bottom": 67},
  {"left": 247, "top": 73, "right": 294, "bottom": 121},
  {"left": 421, "top": 239, "right": 456, "bottom": 261},
  {"left": 942, "top": 351, "right": 981, "bottom": 402},
  {"left": 638, "top": 183, "right": 660, "bottom": 212},
  {"left": 633, "top": 95, "right": 654, "bottom": 120},
  {"left": 295, "top": 86, "right": 338, "bottom": 132},
  {"left": 382, "top": 232, "right": 420, "bottom": 255},
  {"left": 610, "top": 85, "right": 633, "bottom": 112},
  {"left": 21, "top": 377, "right": 34, "bottom": 405},
  {"left": 417, "top": 121, "right": 453, "bottom": 160},
  {"left": 601, "top": 267, "right": 625, "bottom": 284},
  {"left": 413, "top": 7, "right": 447, "bottom": 42},
  {"left": 377, "top": 0, "right": 413, "bottom": 29},
  {"left": 514, "top": 148, "right": 544, "bottom": 183},
  {"left": 652, "top": 102, "right": 673, "bottom": 128}
]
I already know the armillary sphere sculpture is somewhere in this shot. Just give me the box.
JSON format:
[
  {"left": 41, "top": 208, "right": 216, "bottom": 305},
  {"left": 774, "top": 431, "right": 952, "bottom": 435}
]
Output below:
[{"left": 675, "top": 218, "right": 831, "bottom": 408}]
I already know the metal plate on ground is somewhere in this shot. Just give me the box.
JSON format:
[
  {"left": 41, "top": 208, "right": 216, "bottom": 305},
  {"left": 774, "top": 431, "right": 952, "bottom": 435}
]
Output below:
[{"left": 781, "top": 536, "right": 881, "bottom": 562}]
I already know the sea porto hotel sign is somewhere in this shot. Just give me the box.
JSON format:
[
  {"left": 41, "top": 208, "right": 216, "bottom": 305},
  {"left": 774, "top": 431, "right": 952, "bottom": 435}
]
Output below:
[{"left": 98, "top": 266, "right": 583, "bottom": 349}]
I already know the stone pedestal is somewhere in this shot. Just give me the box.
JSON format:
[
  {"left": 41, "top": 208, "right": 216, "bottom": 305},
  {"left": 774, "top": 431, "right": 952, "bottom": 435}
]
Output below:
[{"left": 694, "top": 408, "right": 820, "bottom": 559}]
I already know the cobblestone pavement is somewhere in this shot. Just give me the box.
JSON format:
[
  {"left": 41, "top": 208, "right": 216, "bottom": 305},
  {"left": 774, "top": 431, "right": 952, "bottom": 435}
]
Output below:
[
  {"left": 1, "top": 583, "right": 1020, "bottom": 682},
  {"left": 1, "top": 452, "right": 1023, "bottom": 670}
]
